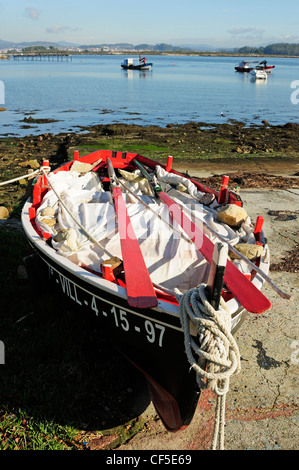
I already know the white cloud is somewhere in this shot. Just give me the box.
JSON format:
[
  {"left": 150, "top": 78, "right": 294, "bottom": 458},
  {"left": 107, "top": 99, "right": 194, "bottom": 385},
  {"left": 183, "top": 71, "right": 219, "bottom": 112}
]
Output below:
[
  {"left": 46, "top": 25, "right": 80, "bottom": 34},
  {"left": 270, "top": 34, "right": 299, "bottom": 43},
  {"left": 226, "top": 27, "right": 266, "bottom": 46},
  {"left": 24, "top": 7, "right": 40, "bottom": 20},
  {"left": 228, "top": 27, "right": 265, "bottom": 36}
]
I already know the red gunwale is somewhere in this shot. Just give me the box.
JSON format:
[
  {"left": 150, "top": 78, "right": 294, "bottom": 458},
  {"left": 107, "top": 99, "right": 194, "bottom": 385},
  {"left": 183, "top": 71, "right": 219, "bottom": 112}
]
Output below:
[
  {"left": 34, "top": 149, "right": 241, "bottom": 205},
  {"left": 28, "top": 149, "right": 249, "bottom": 305}
]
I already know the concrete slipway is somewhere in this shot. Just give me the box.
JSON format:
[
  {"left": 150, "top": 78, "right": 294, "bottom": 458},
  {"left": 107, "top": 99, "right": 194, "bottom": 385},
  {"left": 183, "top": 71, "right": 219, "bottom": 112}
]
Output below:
[{"left": 117, "top": 187, "right": 299, "bottom": 451}]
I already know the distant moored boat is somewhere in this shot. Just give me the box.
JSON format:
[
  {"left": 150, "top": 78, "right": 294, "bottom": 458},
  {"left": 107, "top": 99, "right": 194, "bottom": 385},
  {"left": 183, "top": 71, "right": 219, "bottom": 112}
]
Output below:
[
  {"left": 235, "top": 59, "right": 275, "bottom": 73},
  {"left": 121, "top": 54, "right": 153, "bottom": 71}
]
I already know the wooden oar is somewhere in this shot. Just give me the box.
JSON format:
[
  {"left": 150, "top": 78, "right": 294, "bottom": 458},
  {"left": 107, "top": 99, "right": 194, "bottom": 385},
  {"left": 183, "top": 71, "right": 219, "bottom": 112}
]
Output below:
[
  {"left": 119, "top": 174, "right": 290, "bottom": 301},
  {"left": 106, "top": 158, "right": 158, "bottom": 309},
  {"left": 134, "top": 160, "right": 271, "bottom": 314},
  {"left": 168, "top": 187, "right": 291, "bottom": 301},
  {"left": 206, "top": 242, "right": 228, "bottom": 310}
]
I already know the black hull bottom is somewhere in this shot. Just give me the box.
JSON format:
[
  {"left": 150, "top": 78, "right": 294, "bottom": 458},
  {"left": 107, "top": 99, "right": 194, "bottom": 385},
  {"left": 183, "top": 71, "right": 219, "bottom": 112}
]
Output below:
[
  {"left": 235, "top": 67, "right": 253, "bottom": 72},
  {"left": 121, "top": 64, "right": 152, "bottom": 71},
  {"left": 24, "top": 250, "right": 200, "bottom": 431}
]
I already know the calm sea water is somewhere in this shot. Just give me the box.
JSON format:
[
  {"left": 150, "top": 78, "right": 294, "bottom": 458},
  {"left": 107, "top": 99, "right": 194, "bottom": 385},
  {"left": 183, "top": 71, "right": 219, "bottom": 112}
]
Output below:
[{"left": 0, "top": 54, "right": 299, "bottom": 137}]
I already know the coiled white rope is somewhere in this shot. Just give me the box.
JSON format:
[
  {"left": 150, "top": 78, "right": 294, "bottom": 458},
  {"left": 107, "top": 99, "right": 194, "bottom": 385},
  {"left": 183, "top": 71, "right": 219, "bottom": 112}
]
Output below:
[{"left": 176, "top": 284, "right": 241, "bottom": 450}]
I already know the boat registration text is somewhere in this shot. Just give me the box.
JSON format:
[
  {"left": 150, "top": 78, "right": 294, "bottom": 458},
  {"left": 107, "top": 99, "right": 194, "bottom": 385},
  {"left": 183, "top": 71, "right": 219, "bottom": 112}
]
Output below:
[{"left": 49, "top": 267, "right": 167, "bottom": 348}]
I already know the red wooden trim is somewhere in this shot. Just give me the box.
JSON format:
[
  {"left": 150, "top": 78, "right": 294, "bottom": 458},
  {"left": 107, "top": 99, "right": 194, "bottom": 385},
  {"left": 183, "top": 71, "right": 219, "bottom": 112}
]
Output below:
[
  {"left": 166, "top": 155, "right": 173, "bottom": 172},
  {"left": 112, "top": 186, "right": 158, "bottom": 309},
  {"left": 254, "top": 216, "right": 264, "bottom": 245},
  {"left": 218, "top": 175, "right": 229, "bottom": 204},
  {"left": 158, "top": 191, "right": 271, "bottom": 313},
  {"left": 135, "top": 154, "right": 220, "bottom": 198},
  {"left": 32, "top": 175, "right": 42, "bottom": 206}
]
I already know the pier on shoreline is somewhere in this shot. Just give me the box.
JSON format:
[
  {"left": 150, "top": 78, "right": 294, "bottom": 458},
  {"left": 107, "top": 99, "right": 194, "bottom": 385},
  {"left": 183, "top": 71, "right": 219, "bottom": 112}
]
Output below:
[{"left": 11, "top": 53, "right": 72, "bottom": 61}]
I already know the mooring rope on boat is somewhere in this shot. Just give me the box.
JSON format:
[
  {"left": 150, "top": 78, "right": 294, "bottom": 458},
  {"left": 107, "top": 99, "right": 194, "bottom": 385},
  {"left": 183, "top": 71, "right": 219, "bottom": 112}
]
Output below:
[
  {"left": 0, "top": 168, "right": 40, "bottom": 186},
  {"left": 175, "top": 284, "right": 241, "bottom": 450}
]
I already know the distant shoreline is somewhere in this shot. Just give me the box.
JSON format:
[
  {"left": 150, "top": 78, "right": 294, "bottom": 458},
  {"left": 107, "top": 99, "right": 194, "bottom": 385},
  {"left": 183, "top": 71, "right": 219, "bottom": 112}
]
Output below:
[
  {"left": 109, "top": 51, "right": 299, "bottom": 58},
  {"left": 4, "top": 50, "right": 299, "bottom": 59}
]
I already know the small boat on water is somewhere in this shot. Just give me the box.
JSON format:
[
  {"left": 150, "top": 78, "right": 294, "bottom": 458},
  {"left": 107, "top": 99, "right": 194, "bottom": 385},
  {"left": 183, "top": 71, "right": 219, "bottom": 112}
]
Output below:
[
  {"left": 235, "top": 59, "right": 275, "bottom": 73},
  {"left": 121, "top": 54, "right": 153, "bottom": 71},
  {"left": 235, "top": 60, "right": 256, "bottom": 72},
  {"left": 22, "top": 149, "right": 276, "bottom": 433},
  {"left": 251, "top": 68, "right": 268, "bottom": 80},
  {"left": 258, "top": 60, "right": 275, "bottom": 72}
]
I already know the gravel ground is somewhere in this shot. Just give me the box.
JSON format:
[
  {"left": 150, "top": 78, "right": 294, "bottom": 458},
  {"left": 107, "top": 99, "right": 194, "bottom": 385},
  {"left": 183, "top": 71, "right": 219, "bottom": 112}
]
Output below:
[{"left": 116, "top": 187, "right": 299, "bottom": 451}]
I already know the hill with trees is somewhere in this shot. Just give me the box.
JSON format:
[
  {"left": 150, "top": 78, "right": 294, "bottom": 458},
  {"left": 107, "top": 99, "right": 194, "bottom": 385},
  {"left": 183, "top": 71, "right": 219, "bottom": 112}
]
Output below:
[{"left": 236, "top": 43, "right": 299, "bottom": 56}]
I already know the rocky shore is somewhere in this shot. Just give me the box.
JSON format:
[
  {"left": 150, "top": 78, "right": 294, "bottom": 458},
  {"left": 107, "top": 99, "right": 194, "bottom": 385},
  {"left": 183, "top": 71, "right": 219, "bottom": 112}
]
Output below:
[
  {"left": 0, "top": 120, "right": 299, "bottom": 216},
  {"left": 1, "top": 119, "right": 298, "bottom": 273}
]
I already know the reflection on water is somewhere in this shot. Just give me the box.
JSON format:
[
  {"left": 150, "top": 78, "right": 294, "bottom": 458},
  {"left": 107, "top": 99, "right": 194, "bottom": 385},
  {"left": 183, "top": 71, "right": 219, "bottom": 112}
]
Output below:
[
  {"left": 0, "top": 55, "right": 298, "bottom": 137},
  {"left": 123, "top": 69, "right": 153, "bottom": 80},
  {"left": 251, "top": 77, "right": 268, "bottom": 85}
]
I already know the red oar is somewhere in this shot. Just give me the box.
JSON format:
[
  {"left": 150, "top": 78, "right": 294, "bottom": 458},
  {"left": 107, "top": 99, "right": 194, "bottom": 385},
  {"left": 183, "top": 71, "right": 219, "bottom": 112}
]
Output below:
[
  {"left": 135, "top": 160, "right": 271, "bottom": 314},
  {"left": 107, "top": 158, "right": 158, "bottom": 309}
]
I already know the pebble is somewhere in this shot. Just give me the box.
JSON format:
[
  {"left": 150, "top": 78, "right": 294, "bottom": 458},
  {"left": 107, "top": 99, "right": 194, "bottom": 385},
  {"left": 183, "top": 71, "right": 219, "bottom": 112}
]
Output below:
[
  {"left": 17, "top": 264, "right": 28, "bottom": 280},
  {"left": 19, "top": 159, "right": 40, "bottom": 170},
  {"left": 217, "top": 204, "right": 248, "bottom": 227},
  {"left": 42, "top": 217, "right": 56, "bottom": 227},
  {"left": 0, "top": 206, "right": 9, "bottom": 219},
  {"left": 71, "top": 160, "right": 92, "bottom": 174},
  {"left": 230, "top": 244, "right": 264, "bottom": 260},
  {"left": 53, "top": 227, "right": 79, "bottom": 251},
  {"left": 41, "top": 207, "right": 55, "bottom": 217}
]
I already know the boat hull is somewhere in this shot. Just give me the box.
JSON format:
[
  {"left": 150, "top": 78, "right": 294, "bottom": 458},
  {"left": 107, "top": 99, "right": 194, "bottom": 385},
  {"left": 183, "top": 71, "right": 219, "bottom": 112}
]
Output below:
[
  {"left": 22, "top": 209, "right": 201, "bottom": 431},
  {"left": 21, "top": 149, "right": 269, "bottom": 432},
  {"left": 22, "top": 196, "right": 249, "bottom": 431},
  {"left": 235, "top": 65, "right": 275, "bottom": 73},
  {"left": 235, "top": 66, "right": 253, "bottom": 72},
  {"left": 251, "top": 70, "right": 268, "bottom": 80},
  {"left": 121, "top": 64, "right": 152, "bottom": 71}
]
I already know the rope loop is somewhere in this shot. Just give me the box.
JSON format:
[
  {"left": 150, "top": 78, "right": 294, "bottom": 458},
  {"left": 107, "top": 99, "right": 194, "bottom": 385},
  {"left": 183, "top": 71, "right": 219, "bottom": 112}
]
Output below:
[
  {"left": 0, "top": 168, "right": 40, "bottom": 186},
  {"left": 176, "top": 284, "right": 241, "bottom": 450}
]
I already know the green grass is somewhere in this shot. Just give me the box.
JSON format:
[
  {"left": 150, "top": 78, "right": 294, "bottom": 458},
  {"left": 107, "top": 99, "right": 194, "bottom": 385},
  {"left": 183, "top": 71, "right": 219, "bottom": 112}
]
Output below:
[
  {"left": 0, "top": 229, "right": 83, "bottom": 449},
  {"left": 0, "top": 227, "right": 150, "bottom": 450},
  {"left": 0, "top": 410, "right": 78, "bottom": 450},
  {"left": 213, "top": 138, "right": 235, "bottom": 145},
  {"left": 75, "top": 140, "right": 171, "bottom": 159}
]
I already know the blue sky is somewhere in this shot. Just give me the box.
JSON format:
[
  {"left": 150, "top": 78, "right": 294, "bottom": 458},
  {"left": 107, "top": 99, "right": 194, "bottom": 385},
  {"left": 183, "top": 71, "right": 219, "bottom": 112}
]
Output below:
[{"left": 0, "top": 0, "right": 299, "bottom": 48}]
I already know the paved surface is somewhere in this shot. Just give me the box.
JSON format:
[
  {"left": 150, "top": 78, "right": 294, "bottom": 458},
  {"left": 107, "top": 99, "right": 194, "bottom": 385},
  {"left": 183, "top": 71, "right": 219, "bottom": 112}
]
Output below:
[{"left": 118, "top": 188, "right": 299, "bottom": 451}]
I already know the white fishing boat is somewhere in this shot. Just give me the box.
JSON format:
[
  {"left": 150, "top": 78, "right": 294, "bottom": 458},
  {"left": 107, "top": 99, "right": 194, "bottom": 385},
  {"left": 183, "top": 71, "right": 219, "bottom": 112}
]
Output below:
[{"left": 121, "top": 54, "right": 153, "bottom": 71}]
